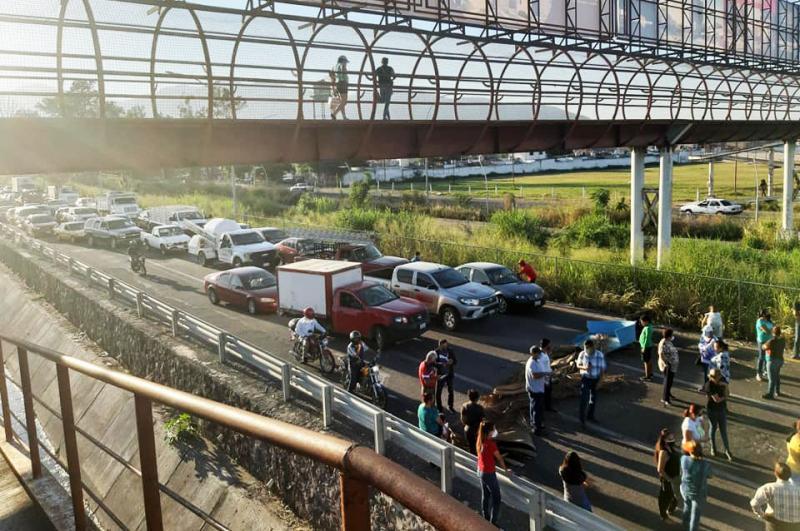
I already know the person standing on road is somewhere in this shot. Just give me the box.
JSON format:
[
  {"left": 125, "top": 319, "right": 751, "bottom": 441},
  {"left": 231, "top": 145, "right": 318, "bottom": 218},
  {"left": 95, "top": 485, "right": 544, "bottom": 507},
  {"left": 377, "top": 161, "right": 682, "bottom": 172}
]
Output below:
[
  {"left": 710, "top": 339, "right": 731, "bottom": 384},
  {"left": 417, "top": 392, "right": 442, "bottom": 436},
  {"left": 330, "top": 55, "right": 349, "bottom": 120},
  {"left": 374, "top": 57, "right": 395, "bottom": 120},
  {"left": 658, "top": 328, "right": 679, "bottom": 407},
  {"left": 750, "top": 462, "right": 800, "bottom": 531},
  {"left": 698, "top": 325, "right": 717, "bottom": 389},
  {"left": 639, "top": 314, "right": 655, "bottom": 381},
  {"left": 681, "top": 403, "right": 710, "bottom": 449},
  {"left": 517, "top": 259, "right": 537, "bottom": 283},
  {"left": 763, "top": 326, "right": 786, "bottom": 400},
  {"left": 701, "top": 305, "right": 724, "bottom": 339},
  {"left": 680, "top": 440, "right": 712, "bottom": 531},
  {"left": 460, "top": 389, "right": 485, "bottom": 455},
  {"left": 787, "top": 419, "right": 800, "bottom": 483},
  {"left": 525, "top": 346, "right": 551, "bottom": 436},
  {"left": 540, "top": 338, "right": 557, "bottom": 412},
  {"left": 756, "top": 309, "right": 774, "bottom": 382},
  {"left": 703, "top": 368, "right": 733, "bottom": 461},
  {"left": 576, "top": 339, "right": 606, "bottom": 428},
  {"left": 477, "top": 420, "right": 510, "bottom": 525},
  {"left": 793, "top": 301, "right": 800, "bottom": 360},
  {"left": 559, "top": 451, "right": 592, "bottom": 511},
  {"left": 655, "top": 428, "right": 681, "bottom": 520},
  {"left": 434, "top": 339, "right": 457, "bottom": 413},
  {"left": 418, "top": 351, "right": 438, "bottom": 397}
]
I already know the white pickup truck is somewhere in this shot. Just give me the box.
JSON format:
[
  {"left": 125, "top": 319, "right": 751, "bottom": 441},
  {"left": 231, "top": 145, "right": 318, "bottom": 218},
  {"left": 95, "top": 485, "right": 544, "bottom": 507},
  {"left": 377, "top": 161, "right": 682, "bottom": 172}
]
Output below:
[
  {"left": 140, "top": 224, "right": 191, "bottom": 256},
  {"left": 186, "top": 218, "right": 279, "bottom": 268}
]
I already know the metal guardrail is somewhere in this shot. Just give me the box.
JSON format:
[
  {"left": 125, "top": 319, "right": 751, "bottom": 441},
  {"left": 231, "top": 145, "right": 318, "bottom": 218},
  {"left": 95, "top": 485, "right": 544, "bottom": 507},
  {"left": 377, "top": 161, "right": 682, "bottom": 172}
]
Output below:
[
  {"left": 0, "top": 335, "right": 495, "bottom": 531},
  {"left": 0, "top": 223, "right": 621, "bottom": 531}
]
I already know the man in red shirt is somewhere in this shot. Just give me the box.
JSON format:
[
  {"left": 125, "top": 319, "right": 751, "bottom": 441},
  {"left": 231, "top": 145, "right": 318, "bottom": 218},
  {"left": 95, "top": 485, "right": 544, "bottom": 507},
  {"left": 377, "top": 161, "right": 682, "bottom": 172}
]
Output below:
[
  {"left": 418, "top": 351, "right": 438, "bottom": 396},
  {"left": 518, "top": 259, "right": 537, "bottom": 283}
]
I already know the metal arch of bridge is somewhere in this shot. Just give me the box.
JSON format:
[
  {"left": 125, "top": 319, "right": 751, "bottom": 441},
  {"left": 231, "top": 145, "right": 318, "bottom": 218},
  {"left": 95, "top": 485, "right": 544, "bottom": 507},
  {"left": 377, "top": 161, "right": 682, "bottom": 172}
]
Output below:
[{"left": 2, "top": 1, "right": 800, "bottom": 170}]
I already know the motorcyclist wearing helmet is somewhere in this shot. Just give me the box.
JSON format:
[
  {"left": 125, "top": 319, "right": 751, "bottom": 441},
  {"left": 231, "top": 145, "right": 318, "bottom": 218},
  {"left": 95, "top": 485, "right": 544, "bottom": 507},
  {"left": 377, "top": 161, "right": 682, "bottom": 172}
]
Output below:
[
  {"left": 346, "top": 330, "right": 369, "bottom": 393},
  {"left": 295, "top": 307, "right": 326, "bottom": 361},
  {"left": 128, "top": 238, "right": 146, "bottom": 272}
]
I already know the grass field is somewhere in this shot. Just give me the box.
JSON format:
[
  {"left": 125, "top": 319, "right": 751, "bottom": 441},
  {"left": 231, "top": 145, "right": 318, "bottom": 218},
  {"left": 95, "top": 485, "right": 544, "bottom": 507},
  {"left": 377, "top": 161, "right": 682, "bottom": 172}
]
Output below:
[{"left": 410, "top": 160, "right": 781, "bottom": 203}]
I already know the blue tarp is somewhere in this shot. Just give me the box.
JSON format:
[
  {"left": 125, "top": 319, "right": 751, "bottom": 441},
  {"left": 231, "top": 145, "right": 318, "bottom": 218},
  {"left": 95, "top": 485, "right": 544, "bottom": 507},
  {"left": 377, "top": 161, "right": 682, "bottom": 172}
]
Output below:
[{"left": 571, "top": 319, "right": 637, "bottom": 353}]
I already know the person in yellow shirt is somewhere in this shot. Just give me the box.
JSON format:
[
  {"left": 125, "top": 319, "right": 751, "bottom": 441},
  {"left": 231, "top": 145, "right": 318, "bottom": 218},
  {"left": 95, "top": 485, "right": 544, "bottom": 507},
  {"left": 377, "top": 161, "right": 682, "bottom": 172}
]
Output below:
[{"left": 788, "top": 419, "right": 800, "bottom": 482}]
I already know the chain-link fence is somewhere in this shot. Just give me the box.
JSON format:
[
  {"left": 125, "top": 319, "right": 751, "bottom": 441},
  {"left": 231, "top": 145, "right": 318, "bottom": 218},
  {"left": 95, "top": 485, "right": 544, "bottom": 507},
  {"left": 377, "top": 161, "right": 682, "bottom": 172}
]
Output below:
[{"left": 252, "top": 215, "right": 800, "bottom": 340}]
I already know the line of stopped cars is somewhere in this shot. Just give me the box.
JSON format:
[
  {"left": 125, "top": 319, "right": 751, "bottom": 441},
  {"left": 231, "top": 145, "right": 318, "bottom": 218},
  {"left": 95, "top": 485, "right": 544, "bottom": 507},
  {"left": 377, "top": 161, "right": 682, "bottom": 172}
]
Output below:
[{"left": 1, "top": 199, "right": 546, "bottom": 350}]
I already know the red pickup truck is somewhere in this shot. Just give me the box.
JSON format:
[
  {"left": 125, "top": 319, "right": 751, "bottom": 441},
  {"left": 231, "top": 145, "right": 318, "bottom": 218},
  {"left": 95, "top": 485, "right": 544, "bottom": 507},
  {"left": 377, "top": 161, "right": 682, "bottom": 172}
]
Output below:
[
  {"left": 329, "top": 281, "right": 429, "bottom": 349},
  {"left": 279, "top": 240, "right": 407, "bottom": 279}
]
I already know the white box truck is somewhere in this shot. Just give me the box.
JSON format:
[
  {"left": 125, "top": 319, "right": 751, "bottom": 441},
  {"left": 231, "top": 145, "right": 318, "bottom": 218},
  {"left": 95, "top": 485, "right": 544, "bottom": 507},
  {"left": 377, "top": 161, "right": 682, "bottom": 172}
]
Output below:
[
  {"left": 11, "top": 176, "right": 36, "bottom": 194},
  {"left": 96, "top": 192, "right": 140, "bottom": 217},
  {"left": 47, "top": 185, "right": 79, "bottom": 204},
  {"left": 276, "top": 259, "right": 363, "bottom": 319}
]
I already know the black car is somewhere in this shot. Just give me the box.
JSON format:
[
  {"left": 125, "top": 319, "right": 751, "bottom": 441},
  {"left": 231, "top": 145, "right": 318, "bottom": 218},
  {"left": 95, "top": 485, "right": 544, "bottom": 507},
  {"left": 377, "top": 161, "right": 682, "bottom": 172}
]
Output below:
[{"left": 456, "top": 262, "right": 545, "bottom": 314}]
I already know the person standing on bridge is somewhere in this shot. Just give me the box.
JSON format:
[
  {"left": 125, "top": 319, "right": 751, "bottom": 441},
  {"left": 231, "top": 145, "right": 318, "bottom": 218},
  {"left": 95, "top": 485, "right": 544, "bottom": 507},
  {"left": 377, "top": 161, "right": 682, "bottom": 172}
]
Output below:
[
  {"left": 701, "top": 305, "right": 724, "bottom": 339},
  {"left": 559, "top": 451, "right": 592, "bottom": 511},
  {"left": 576, "top": 339, "right": 605, "bottom": 428},
  {"left": 418, "top": 392, "right": 442, "bottom": 437},
  {"left": 330, "top": 55, "right": 349, "bottom": 120},
  {"left": 655, "top": 428, "right": 681, "bottom": 520},
  {"left": 750, "top": 462, "right": 800, "bottom": 531},
  {"left": 760, "top": 178, "right": 769, "bottom": 197},
  {"left": 703, "top": 368, "right": 733, "bottom": 461},
  {"left": 792, "top": 301, "right": 800, "bottom": 360},
  {"left": 374, "top": 57, "right": 395, "bottom": 120},
  {"left": 434, "top": 339, "right": 457, "bottom": 413}
]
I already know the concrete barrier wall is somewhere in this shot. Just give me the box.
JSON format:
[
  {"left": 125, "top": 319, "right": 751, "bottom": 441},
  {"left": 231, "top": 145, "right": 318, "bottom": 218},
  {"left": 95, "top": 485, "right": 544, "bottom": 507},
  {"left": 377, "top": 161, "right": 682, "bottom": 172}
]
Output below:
[{"left": 0, "top": 241, "right": 435, "bottom": 531}]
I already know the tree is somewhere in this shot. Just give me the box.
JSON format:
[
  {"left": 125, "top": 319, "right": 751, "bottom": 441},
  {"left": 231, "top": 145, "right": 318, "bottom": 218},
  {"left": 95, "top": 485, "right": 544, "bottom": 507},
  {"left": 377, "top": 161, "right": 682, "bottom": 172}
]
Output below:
[
  {"left": 36, "top": 80, "right": 126, "bottom": 118},
  {"left": 175, "top": 86, "right": 245, "bottom": 119}
]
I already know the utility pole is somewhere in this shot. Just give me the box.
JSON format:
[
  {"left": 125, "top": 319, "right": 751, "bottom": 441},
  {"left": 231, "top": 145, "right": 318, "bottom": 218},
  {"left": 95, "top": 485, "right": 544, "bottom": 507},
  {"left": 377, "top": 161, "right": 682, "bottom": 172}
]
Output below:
[
  {"left": 231, "top": 165, "right": 237, "bottom": 220},
  {"left": 733, "top": 158, "right": 738, "bottom": 194},
  {"left": 707, "top": 160, "right": 714, "bottom": 197},
  {"left": 424, "top": 158, "right": 429, "bottom": 195}
]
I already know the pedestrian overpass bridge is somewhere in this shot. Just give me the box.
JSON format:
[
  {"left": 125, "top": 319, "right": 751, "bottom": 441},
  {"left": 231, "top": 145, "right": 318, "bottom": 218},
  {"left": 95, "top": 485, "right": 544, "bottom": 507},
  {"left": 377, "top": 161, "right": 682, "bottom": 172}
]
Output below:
[{"left": 1, "top": 0, "right": 799, "bottom": 263}]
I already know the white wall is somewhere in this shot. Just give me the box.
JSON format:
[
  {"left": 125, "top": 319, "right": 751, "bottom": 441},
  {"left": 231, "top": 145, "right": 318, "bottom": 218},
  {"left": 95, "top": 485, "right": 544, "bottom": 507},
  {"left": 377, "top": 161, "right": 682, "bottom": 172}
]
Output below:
[{"left": 342, "top": 151, "right": 691, "bottom": 185}]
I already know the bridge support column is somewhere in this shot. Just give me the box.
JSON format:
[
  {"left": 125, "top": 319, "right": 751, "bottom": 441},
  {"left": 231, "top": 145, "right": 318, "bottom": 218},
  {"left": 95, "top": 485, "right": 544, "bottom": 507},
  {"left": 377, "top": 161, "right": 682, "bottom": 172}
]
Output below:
[
  {"left": 783, "top": 141, "right": 796, "bottom": 233},
  {"left": 630, "top": 147, "right": 645, "bottom": 265},
  {"left": 657, "top": 147, "right": 673, "bottom": 270},
  {"left": 707, "top": 160, "right": 714, "bottom": 197}
]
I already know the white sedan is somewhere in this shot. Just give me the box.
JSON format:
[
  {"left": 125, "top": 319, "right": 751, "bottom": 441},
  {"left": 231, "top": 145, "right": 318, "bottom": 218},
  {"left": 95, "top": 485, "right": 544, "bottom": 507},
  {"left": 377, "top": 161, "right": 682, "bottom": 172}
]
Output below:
[
  {"left": 289, "top": 183, "right": 314, "bottom": 193},
  {"left": 680, "top": 198, "right": 743, "bottom": 216}
]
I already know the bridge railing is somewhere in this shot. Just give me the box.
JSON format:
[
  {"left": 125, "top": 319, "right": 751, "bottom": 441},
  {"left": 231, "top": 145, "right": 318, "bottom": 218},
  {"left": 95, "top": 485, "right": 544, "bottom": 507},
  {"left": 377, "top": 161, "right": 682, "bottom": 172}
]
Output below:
[
  {"left": 0, "top": 223, "right": 622, "bottom": 531},
  {"left": 0, "top": 333, "right": 495, "bottom": 531}
]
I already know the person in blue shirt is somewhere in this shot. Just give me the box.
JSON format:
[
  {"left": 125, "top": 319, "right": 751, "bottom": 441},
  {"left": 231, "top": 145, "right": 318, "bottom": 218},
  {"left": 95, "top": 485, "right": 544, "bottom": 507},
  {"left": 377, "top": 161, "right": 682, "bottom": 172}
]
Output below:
[
  {"left": 755, "top": 310, "right": 774, "bottom": 381},
  {"left": 417, "top": 392, "right": 442, "bottom": 436},
  {"left": 680, "top": 441, "right": 712, "bottom": 531}
]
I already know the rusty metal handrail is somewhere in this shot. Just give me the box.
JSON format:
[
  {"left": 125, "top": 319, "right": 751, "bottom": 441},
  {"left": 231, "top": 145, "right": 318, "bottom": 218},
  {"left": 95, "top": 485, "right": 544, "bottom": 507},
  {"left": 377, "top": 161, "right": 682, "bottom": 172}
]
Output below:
[{"left": 0, "top": 334, "right": 494, "bottom": 531}]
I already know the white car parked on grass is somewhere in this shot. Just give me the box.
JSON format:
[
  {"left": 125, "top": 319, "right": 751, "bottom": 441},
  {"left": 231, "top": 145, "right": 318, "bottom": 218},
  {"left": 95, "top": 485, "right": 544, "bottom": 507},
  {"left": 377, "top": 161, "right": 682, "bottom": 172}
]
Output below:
[{"left": 680, "top": 198, "right": 743, "bottom": 216}]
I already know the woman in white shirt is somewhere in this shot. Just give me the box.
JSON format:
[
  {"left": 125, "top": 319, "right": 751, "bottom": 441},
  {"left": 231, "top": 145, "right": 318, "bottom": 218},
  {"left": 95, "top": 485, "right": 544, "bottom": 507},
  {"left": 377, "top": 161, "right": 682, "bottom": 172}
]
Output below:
[
  {"left": 681, "top": 403, "right": 710, "bottom": 449},
  {"left": 701, "top": 305, "right": 724, "bottom": 339}
]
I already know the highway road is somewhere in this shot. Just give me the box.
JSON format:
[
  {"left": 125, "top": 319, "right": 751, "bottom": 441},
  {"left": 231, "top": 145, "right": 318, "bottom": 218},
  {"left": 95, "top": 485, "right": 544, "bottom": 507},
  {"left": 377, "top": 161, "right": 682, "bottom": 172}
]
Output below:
[{"left": 35, "top": 238, "right": 798, "bottom": 531}]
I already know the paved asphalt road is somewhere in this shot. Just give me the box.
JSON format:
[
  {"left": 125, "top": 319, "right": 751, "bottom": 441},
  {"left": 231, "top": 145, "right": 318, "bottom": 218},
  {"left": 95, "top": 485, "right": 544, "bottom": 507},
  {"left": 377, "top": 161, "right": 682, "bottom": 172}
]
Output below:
[{"left": 38, "top": 239, "right": 799, "bottom": 531}]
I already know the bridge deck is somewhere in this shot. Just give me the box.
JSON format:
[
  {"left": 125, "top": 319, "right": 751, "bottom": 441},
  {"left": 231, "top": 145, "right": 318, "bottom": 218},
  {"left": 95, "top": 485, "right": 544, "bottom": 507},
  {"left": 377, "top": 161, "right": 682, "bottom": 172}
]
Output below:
[{"left": 2, "top": 118, "right": 800, "bottom": 173}]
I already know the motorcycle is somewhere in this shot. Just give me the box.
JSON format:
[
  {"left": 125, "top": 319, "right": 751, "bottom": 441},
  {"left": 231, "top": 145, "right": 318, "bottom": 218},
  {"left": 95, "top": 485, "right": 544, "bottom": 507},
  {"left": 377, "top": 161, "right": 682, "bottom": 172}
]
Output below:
[
  {"left": 288, "top": 319, "right": 335, "bottom": 374},
  {"left": 341, "top": 352, "right": 387, "bottom": 409},
  {"left": 130, "top": 254, "right": 147, "bottom": 277}
]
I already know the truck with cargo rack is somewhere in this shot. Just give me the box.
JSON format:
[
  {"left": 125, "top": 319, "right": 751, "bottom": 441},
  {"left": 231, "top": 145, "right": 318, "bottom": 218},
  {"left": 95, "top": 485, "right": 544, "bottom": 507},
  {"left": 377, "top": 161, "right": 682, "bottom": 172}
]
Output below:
[
  {"left": 185, "top": 218, "right": 278, "bottom": 268},
  {"left": 136, "top": 205, "right": 208, "bottom": 232},
  {"left": 277, "top": 259, "right": 428, "bottom": 349}
]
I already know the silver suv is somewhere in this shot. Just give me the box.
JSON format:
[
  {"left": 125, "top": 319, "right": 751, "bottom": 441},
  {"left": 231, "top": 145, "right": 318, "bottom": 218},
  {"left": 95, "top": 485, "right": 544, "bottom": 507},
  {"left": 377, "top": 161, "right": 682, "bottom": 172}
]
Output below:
[{"left": 389, "top": 262, "right": 498, "bottom": 331}]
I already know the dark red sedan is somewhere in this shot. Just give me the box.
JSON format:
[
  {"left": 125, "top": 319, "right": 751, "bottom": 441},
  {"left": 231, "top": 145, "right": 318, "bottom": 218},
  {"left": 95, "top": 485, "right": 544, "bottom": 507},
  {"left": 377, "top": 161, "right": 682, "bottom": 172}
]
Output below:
[
  {"left": 204, "top": 266, "right": 278, "bottom": 315},
  {"left": 274, "top": 237, "right": 318, "bottom": 264}
]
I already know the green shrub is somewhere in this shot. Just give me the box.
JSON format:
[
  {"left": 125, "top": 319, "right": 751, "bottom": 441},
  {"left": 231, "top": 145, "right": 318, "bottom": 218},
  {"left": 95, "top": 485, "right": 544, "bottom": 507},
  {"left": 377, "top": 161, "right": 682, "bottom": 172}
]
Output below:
[
  {"left": 555, "top": 213, "right": 629, "bottom": 248},
  {"left": 296, "top": 194, "right": 337, "bottom": 214},
  {"left": 490, "top": 210, "right": 548, "bottom": 246},
  {"left": 452, "top": 192, "right": 473, "bottom": 209},
  {"left": 349, "top": 179, "right": 372, "bottom": 207},
  {"left": 401, "top": 190, "right": 427, "bottom": 206},
  {"left": 672, "top": 217, "right": 743, "bottom": 241},
  {"left": 590, "top": 188, "right": 611, "bottom": 211},
  {"left": 335, "top": 208, "right": 381, "bottom": 231},
  {"left": 164, "top": 413, "right": 197, "bottom": 446}
]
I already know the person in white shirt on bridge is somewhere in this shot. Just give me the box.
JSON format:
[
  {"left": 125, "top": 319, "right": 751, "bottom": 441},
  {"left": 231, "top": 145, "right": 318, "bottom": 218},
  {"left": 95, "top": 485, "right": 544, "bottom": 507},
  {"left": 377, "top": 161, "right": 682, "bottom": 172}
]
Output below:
[
  {"left": 750, "top": 462, "right": 800, "bottom": 531},
  {"left": 576, "top": 339, "right": 606, "bottom": 428},
  {"left": 526, "top": 346, "right": 552, "bottom": 436}
]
